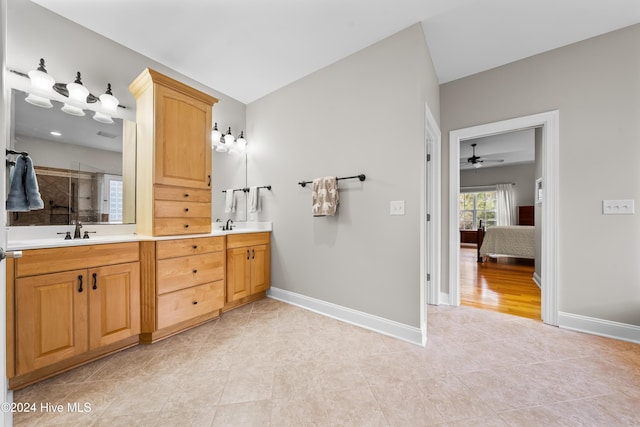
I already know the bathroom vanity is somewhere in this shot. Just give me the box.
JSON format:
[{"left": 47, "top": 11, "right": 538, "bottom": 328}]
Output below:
[
  {"left": 5, "top": 226, "right": 271, "bottom": 389},
  {"left": 6, "top": 68, "right": 269, "bottom": 389}
]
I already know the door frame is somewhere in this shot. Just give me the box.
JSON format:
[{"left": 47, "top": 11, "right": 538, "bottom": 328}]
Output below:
[
  {"left": 448, "top": 111, "right": 559, "bottom": 325},
  {"left": 421, "top": 103, "right": 441, "bottom": 345},
  {"left": 1, "top": 0, "right": 12, "bottom": 421}
]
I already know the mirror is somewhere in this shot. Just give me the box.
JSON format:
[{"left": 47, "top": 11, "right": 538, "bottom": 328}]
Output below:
[
  {"left": 212, "top": 149, "right": 247, "bottom": 222},
  {"left": 7, "top": 88, "right": 135, "bottom": 226}
]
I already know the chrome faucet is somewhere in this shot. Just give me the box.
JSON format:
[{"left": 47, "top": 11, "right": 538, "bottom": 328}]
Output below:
[
  {"left": 73, "top": 221, "right": 82, "bottom": 239},
  {"left": 223, "top": 219, "right": 234, "bottom": 231}
]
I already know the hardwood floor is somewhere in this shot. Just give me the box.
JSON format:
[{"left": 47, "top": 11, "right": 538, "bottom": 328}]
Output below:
[{"left": 460, "top": 244, "right": 541, "bottom": 320}]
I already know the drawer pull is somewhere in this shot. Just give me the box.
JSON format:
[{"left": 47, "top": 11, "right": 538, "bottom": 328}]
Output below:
[
  {"left": 247, "top": 249, "right": 250, "bottom": 260},
  {"left": 78, "top": 275, "right": 84, "bottom": 293},
  {"left": 207, "top": 175, "right": 211, "bottom": 187},
  {"left": 252, "top": 249, "right": 255, "bottom": 259},
  {"left": 92, "top": 273, "right": 98, "bottom": 290},
  {"left": 193, "top": 301, "right": 198, "bottom": 305}
]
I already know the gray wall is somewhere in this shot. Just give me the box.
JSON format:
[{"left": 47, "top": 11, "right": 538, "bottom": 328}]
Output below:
[
  {"left": 246, "top": 24, "right": 440, "bottom": 327},
  {"left": 441, "top": 24, "right": 640, "bottom": 326}
]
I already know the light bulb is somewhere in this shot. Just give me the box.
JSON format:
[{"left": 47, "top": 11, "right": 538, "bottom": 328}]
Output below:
[
  {"left": 61, "top": 72, "right": 88, "bottom": 116},
  {"left": 236, "top": 131, "right": 247, "bottom": 150},
  {"left": 25, "top": 58, "right": 55, "bottom": 108}
]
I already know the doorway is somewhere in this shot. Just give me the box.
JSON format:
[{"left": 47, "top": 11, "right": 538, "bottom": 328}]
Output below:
[
  {"left": 458, "top": 129, "right": 540, "bottom": 319},
  {"left": 448, "top": 111, "right": 559, "bottom": 326}
]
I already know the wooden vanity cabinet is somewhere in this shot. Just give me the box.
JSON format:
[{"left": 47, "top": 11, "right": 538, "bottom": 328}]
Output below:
[
  {"left": 225, "top": 232, "right": 271, "bottom": 310},
  {"left": 140, "top": 236, "right": 225, "bottom": 342},
  {"left": 9, "top": 243, "right": 140, "bottom": 389},
  {"left": 129, "top": 68, "right": 218, "bottom": 237}
]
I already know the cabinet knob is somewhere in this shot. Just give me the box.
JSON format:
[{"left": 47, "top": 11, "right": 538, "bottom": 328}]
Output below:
[
  {"left": 193, "top": 269, "right": 198, "bottom": 274},
  {"left": 184, "top": 224, "right": 189, "bottom": 228},
  {"left": 185, "top": 208, "right": 189, "bottom": 212},
  {"left": 193, "top": 245, "right": 198, "bottom": 250},
  {"left": 192, "top": 301, "right": 198, "bottom": 305},
  {"left": 184, "top": 193, "right": 190, "bottom": 198}
]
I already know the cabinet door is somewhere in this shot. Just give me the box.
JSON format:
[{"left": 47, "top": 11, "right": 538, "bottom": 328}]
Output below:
[
  {"left": 88, "top": 262, "right": 141, "bottom": 350},
  {"left": 226, "top": 247, "right": 251, "bottom": 302},
  {"left": 250, "top": 244, "right": 271, "bottom": 294},
  {"left": 16, "top": 270, "right": 88, "bottom": 375},
  {"left": 154, "top": 84, "right": 212, "bottom": 189}
]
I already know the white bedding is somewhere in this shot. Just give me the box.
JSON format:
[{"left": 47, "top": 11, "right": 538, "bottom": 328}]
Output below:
[{"left": 479, "top": 225, "right": 535, "bottom": 259}]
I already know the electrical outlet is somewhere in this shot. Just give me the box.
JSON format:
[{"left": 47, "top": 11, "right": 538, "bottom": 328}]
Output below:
[
  {"left": 602, "top": 200, "right": 635, "bottom": 215},
  {"left": 390, "top": 200, "right": 405, "bottom": 215}
]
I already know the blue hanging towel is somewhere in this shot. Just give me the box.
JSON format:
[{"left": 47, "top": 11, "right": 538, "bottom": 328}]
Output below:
[{"left": 6, "top": 155, "right": 44, "bottom": 211}]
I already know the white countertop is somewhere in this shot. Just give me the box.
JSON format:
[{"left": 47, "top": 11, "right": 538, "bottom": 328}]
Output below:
[{"left": 6, "top": 222, "right": 272, "bottom": 250}]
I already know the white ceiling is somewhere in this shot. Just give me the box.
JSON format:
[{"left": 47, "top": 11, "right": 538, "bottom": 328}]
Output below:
[
  {"left": 461, "top": 129, "right": 535, "bottom": 170},
  {"left": 30, "top": 0, "right": 640, "bottom": 104}
]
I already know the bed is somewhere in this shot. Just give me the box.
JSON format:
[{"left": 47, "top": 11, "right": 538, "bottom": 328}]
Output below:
[{"left": 477, "top": 225, "right": 536, "bottom": 262}]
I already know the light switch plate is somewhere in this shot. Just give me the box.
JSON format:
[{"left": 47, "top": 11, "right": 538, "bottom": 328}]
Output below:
[
  {"left": 390, "top": 200, "right": 405, "bottom": 215},
  {"left": 602, "top": 199, "right": 635, "bottom": 215}
]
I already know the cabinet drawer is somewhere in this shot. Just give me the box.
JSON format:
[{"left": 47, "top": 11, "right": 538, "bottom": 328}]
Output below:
[
  {"left": 153, "top": 218, "right": 211, "bottom": 236},
  {"left": 155, "top": 200, "right": 211, "bottom": 218},
  {"left": 16, "top": 243, "right": 139, "bottom": 278},
  {"left": 157, "top": 252, "right": 225, "bottom": 294},
  {"left": 226, "top": 232, "right": 270, "bottom": 249},
  {"left": 156, "top": 236, "right": 225, "bottom": 260},
  {"left": 155, "top": 185, "right": 211, "bottom": 203},
  {"left": 157, "top": 281, "right": 224, "bottom": 329}
]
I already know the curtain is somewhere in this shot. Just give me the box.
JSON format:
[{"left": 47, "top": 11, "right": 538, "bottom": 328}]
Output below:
[{"left": 495, "top": 183, "right": 515, "bottom": 226}]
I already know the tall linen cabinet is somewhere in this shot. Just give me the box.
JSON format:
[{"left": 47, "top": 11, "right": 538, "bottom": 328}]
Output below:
[
  {"left": 130, "top": 69, "right": 223, "bottom": 342},
  {"left": 129, "top": 68, "right": 218, "bottom": 236}
]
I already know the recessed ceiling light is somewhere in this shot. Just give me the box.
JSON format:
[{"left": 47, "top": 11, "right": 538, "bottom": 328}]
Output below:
[{"left": 50, "top": 131, "right": 61, "bottom": 136}]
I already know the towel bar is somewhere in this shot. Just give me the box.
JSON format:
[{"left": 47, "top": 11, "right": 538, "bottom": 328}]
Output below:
[
  {"left": 298, "top": 174, "right": 365, "bottom": 188},
  {"left": 222, "top": 185, "right": 272, "bottom": 193}
]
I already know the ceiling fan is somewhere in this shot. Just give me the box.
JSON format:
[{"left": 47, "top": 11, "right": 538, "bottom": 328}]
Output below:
[{"left": 462, "top": 143, "right": 504, "bottom": 168}]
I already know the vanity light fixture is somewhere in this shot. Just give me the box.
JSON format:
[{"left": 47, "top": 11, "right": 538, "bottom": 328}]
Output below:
[
  {"left": 24, "top": 58, "right": 55, "bottom": 108},
  {"left": 20, "top": 58, "right": 120, "bottom": 123},
  {"left": 211, "top": 122, "right": 227, "bottom": 152},
  {"left": 235, "top": 131, "right": 246, "bottom": 150},
  {"left": 60, "top": 72, "right": 89, "bottom": 116},
  {"left": 93, "top": 84, "right": 119, "bottom": 124},
  {"left": 211, "top": 123, "right": 247, "bottom": 153}
]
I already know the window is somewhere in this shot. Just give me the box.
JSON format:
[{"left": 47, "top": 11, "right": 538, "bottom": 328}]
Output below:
[
  {"left": 459, "top": 191, "right": 497, "bottom": 229},
  {"left": 108, "top": 179, "right": 123, "bottom": 223}
]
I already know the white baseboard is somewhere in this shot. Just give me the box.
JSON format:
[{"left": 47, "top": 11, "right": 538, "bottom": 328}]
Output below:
[
  {"left": 559, "top": 312, "right": 640, "bottom": 344},
  {"left": 439, "top": 292, "right": 450, "bottom": 305},
  {"left": 267, "top": 287, "right": 424, "bottom": 346}
]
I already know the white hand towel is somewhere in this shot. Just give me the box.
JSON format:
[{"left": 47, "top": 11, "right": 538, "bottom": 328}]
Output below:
[
  {"left": 248, "top": 186, "right": 260, "bottom": 213},
  {"left": 224, "top": 189, "right": 236, "bottom": 213},
  {"left": 312, "top": 176, "right": 339, "bottom": 216}
]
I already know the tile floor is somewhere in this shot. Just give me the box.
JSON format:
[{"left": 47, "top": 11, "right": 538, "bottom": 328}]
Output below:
[{"left": 12, "top": 299, "right": 640, "bottom": 426}]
